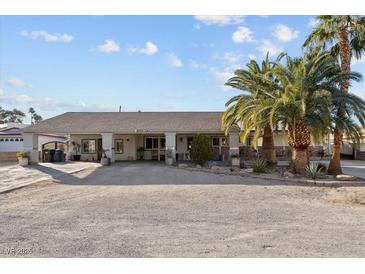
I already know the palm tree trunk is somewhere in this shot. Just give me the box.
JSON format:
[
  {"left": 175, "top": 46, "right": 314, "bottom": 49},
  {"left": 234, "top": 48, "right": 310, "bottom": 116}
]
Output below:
[
  {"left": 288, "top": 119, "right": 311, "bottom": 174},
  {"left": 291, "top": 147, "right": 309, "bottom": 174},
  {"left": 328, "top": 28, "right": 351, "bottom": 174},
  {"left": 261, "top": 124, "right": 276, "bottom": 165}
]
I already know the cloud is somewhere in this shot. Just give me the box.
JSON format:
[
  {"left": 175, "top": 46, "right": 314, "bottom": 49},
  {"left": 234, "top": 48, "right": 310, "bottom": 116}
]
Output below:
[
  {"left": 308, "top": 18, "right": 320, "bottom": 28},
  {"left": 352, "top": 57, "right": 365, "bottom": 65},
  {"left": 0, "top": 89, "right": 33, "bottom": 104},
  {"left": 232, "top": 26, "right": 254, "bottom": 44},
  {"left": 273, "top": 24, "right": 299, "bottom": 42},
  {"left": 194, "top": 15, "right": 245, "bottom": 26},
  {"left": 257, "top": 40, "right": 283, "bottom": 56},
  {"left": 97, "top": 40, "right": 120, "bottom": 54},
  {"left": 248, "top": 54, "right": 257, "bottom": 60},
  {"left": 223, "top": 52, "right": 242, "bottom": 64},
  {"left": 140, "top": 42, "right": 158, "bottom": 55},
  {"left": 189, "top": 60, "right": 207, "bottom": 70},
  {"left": 20, "top": 30, "right": 73, "bottom": 43},
  {"left": 129, "top": 41, "right": 158, "bottom": 55},
  {"left": 167, "top": 53, "right": 183, "bottom": 68},
  {"left": 6, "top": 77, "right": 32, "bottom": 88}
]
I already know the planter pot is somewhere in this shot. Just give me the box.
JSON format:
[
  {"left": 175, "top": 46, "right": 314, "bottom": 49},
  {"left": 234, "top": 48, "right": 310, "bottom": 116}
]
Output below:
[
  {"left": 100, "top": 157, "right": 110, "bottom": 166},
  {"left": 166, "top": 158, "right": 174, "bottom": 165},
  {"left": 18, "top": 157, "right": 29, "bottom": 166},
  {"left": 73, "top": 155, "right": 81, "bottom": 161},
  {"left": 231, "top": 157, "right": 240, "bottom": 167}
]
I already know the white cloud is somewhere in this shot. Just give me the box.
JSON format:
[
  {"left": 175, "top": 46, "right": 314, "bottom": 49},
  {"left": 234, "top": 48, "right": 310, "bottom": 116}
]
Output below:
[
  {"left": 0, "top": 89, "right": 33, "bottom": 104},
  {"left": 257, "top": 40, "right": 283, "bottom": 56},
  {"left": 20, "top": 30, "right": 73, "bottom": 43},
  {"left": 138, "top": 41, "right": 159, "bottom": 55},
  {"left": 223, "top": 52, "right": 242, "bottom": 64},
  {"left": 194, "top": 15, "right": 245, "bottom": 26},
  {"left": 189, "top": 60, "right": 207, "bottom": 70},
  {"left": 273, "top": 24, "right": 299, "bottom": 42},
  {"left": 128, "top": 41, "right": 159, "bottom": 56},
  {"left": 7, "top": 77, "right": 32, "bottom": 88},
  {"left": 248, "top": 54, "right": 257, "bottom": 60},
  {"left": 167, "top": 53, "right": 183, "bottom": 68},
  {"left": 97, "top": 40, "right": 120, "bottom": 54},
  {"left": 232, "top": 26, "right": 254, "bottom": 44},
  {"left": 308, "top": 18, "right": 320, "bottom": 28},
  {"left": 0, "top": 88, "right": 5, "bottom": 97},
  {"left": 352, "top": 56, "right": 365, "bottom": 65}
]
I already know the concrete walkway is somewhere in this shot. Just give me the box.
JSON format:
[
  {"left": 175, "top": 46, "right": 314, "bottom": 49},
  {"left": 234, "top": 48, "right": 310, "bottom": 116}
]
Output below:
[{"left": 0, "top": 162, "right": 100, "bottom": 193}]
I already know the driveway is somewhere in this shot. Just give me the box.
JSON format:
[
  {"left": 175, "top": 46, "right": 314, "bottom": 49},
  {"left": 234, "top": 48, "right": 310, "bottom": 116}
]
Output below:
[{"left": 0, "top": 162, "right": 364, "bottom": 257}]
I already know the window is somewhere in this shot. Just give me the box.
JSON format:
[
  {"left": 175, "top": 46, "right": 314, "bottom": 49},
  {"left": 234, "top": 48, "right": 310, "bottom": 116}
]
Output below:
[
  {"left": 160, "top": 138, "right": 166, "bottom": 149},
  {"left": 15, "top": 138, "right": 19, "bottom": 141},
  {"left": 5, "top": 138, "right": 9, "bottom": 141},
  {"left": 81, "top": 139, "right": 96, "bottom": 154},
  {"left": 20, "top": 138, "right": 23, "bottom": 141},
  {"left": 0, "top": 139, "right": 3, "bottom": 142},
  {"left": 221, "top": 137, "right": 229, "bottom": 146},
  {"left": 187, "top": 137, "right": 194, "bottom": 150},
  {"left": 246, "top": 137, "right": 252, "bottom": 147},
  {"left": 212, "top": 137, "right": 220, "bottom": 147},
  {"left": 10, "top": 138, "right": 14, "bottom": 142},
  {"left": 145, "top": 137, "right": 160, "bottom": 150},
  {"left": 115, "top": 139, "right": 124, "bottom": 154}
]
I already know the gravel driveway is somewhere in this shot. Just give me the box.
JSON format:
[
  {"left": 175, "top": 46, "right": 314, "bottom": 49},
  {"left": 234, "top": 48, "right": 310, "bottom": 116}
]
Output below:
[{"left": 0, "top": 162, "right": 364, "bottom": 257}]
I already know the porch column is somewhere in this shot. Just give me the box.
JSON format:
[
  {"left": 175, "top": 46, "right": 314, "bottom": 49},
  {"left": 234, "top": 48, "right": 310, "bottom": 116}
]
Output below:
[
  {"left": 101, "top": 132, "right": 115, "bottom": 163},
  {"left": 23, "top": 133, "right": 39, "bottom": 163},
  {"left": 229, "top": 132, "right": 240, "bottom": 158},
  {"left": 164, "top": 132, "right": 176, "bottom": 163}
]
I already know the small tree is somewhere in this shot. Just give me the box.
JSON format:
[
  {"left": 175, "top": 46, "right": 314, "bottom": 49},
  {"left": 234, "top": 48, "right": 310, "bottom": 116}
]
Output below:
[{"left": 190, "top": 134, "right": 212, "bottom": 166}]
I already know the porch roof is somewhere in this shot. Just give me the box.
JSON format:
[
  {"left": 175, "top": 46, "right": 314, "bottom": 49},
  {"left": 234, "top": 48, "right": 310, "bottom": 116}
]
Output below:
[{"left": 23, "top": 112, "right": 239, "bottom": 134}]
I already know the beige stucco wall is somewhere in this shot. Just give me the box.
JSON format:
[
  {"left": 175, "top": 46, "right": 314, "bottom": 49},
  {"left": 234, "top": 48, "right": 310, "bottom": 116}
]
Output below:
[{"left": 114, "top": 134, "right": 136, "bottom": 160}]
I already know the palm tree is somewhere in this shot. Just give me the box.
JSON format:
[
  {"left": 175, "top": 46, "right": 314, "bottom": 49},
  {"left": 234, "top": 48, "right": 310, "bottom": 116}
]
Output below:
[
  {"left": 270, "top": 51, "right": 364, "bottom": 173},
  {"left": 222, "top": 53, "right": 278, "bottom": 164},
  {"left": 303, "top": 15, "right": 365, "bottom": 174}
]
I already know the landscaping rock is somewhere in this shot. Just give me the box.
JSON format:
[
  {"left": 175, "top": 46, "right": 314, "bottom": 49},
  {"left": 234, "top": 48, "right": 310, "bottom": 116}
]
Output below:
[
  {"left": 178, "top": 163, "right": 189, "bottom": 168},
  {"left": 196, "top": 164, "right": 202, "bottom": 169},
  {"left": 336, "top": 174, "right": 357, "bottom": 181},
  {"left": 211, "top": 166, "right": 221, "bottom": 171},
  {"left": 282, "top": 170, "right": 294, "bottom": 178}
]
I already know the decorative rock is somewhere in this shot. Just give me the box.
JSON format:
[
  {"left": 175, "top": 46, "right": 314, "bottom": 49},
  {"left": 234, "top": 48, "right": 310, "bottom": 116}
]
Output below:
[
  {"left": 211, "top": 166, "right": 220, "bottom": 171},
  {"left": 178, "top": 163, "right": 189, "bottom": 168},
  {"left": 336, "top": 174, "right": 357, "bottom": 181},
  {"left": 196, "top": 164, "right": 202, "bottom": 169},
  {"left": 282, "top": 171, "right": 294, "bottom": 178}
]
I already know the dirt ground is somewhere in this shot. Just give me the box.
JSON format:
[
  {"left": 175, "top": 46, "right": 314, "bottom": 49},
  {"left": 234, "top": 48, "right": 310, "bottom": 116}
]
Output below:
[{"left": 0, "top": 162, "right": 364, "bottom": 257}]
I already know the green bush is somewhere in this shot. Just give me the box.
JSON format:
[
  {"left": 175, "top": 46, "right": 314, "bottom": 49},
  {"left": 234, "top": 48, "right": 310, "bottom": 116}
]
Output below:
[
  {"left": 190, "top": 134, "right": 212, "bottom": 166},
  {"left": 253, "top": 157, "right": 267, "bottom": 173}
]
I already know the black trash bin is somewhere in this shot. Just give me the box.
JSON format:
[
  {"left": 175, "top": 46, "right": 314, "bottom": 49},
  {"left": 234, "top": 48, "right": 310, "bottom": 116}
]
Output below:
[
  {"left": 54, "top": 149, "right": 65, "bottom": 162},
  {"left": 42, "top": 149, "right": 51, "bottom": 162}
]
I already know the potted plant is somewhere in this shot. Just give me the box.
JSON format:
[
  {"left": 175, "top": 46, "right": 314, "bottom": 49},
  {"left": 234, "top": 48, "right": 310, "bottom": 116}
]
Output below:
[
  {"left": 231, "top": 153, "right": 240, "bottom": 167},
  {"left": 16, "top": 151, "right": 29, "bottom": 166},
  {"left": 100, "top": 149, "right": 110, "bottom": 166},
  {"left": 71, "top": 141, "right": 81, "bottom": 161},
  {"left": 165, "top": 149, "right": 174, "bottom": 165},
  {"left": 137, "top": 147, "right": 145, "bottom": 160}
]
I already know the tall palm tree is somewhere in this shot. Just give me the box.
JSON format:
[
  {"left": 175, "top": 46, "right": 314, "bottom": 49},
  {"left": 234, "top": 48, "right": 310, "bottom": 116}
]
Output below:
[
  {"left": 222, "top": 53, "right": 278, "bottom": 164},
  {"left": 271, "top": 51, "right": 364, "bottom": 173},
  {"left": 303, "top": 15, "right": 365, "bottom": 174}
]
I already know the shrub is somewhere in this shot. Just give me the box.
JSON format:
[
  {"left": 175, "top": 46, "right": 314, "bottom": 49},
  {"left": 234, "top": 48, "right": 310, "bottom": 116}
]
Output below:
[
  {"left": 253, "top": 157, "right": 267, "bottom": 173},
  {"left": 306, "top": 163, "right": 323, "bottom": 179},
  {"left": 16, "top": 151, "right": 28, "bottom": 158},
  {"left": 190, "top": 134, "right": 212, "bottom": 166}
]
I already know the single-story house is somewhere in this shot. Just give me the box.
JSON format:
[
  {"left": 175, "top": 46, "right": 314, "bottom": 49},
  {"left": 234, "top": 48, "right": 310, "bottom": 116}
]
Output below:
[
  {"left": 22, "top": 111, "right": 362, "bottom": 164},
  {"left": 22, "top": 112, "right": 241, "bottom": 164},
  {"left": 0, "top": 122, "right": 65, "bottom": 163}
]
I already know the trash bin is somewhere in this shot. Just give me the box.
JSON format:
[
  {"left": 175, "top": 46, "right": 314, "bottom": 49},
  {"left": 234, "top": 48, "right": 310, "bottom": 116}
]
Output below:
[{"left": 54, "top": 149, "right": 65, "bottom": 162}]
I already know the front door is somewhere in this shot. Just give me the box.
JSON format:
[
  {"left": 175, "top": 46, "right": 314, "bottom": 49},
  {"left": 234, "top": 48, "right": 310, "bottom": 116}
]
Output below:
[{"left": 97, "top": 138, "right": 102, "bottom": 160}]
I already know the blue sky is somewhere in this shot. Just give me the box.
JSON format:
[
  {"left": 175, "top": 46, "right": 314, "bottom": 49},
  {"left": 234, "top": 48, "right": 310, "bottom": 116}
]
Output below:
[{"left": 0, "top": 15, "right": 364, "bottom": 121}]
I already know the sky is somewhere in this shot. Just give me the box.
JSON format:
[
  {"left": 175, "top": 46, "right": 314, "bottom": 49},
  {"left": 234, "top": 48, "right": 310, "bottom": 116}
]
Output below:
[{"left": 0, "top": 15, "right": 364, "bottom": 122}]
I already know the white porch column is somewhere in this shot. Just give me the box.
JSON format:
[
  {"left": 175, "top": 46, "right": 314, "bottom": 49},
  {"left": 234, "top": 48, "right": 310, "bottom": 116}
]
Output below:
[
  {"left": 23, "top": 133, "right": 39, "bottom": 163},
  {"left": 229, "top": 132, "right": 240, "bottom": 158},
  {"left": 164, "top": 132, "right": 176, "bottom": 163},
  {"left": 101, "top": 132, "right": 115, "bottom": 163}
]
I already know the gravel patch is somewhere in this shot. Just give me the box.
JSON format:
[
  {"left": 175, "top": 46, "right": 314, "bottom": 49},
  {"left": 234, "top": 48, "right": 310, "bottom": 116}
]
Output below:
[{"left": 0, "top": 162, "right": 364, "bottom": 257}]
